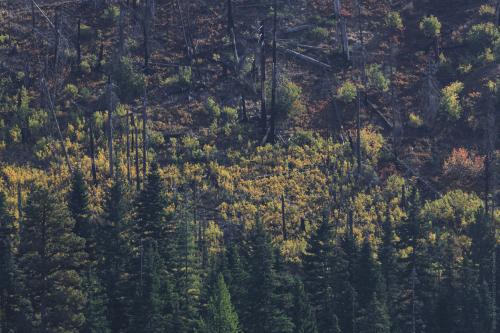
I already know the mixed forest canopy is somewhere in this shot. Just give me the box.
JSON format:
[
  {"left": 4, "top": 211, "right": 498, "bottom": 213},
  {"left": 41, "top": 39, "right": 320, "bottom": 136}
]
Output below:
[{"left": 0, "top": 0, "right": 499, "bottom": 332}]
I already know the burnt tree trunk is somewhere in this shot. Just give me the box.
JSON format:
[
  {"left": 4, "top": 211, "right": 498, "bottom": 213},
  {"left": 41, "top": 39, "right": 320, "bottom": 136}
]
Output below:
[
  {"left": 76, "top": 18, "right": 81, "bottom": 71},
  {"left": 227, "top": 0, "right": 239, "bottom": 70},
  {"left": 88, "top": 113, "right": 98, "bottom": 185},
  {"left": 259, "top": 21, "right": 267, "bottom": 137},
  {"left": 126, "top": 111, "right": 132, "bottom": 184},
  {"left": 132, "top": 115, "right": 140, "bottom": 190},
  {"left": 31, "top": 2, "right": 35, "bottom": 32},
  {"left": 269, "top": 0, "right": 278, "bottom": 144},
  {"left": 53, "top": 10, "right": 60, "bottom": 68},
  {"left": 107, "top": 77, "right": 114, "bottom": 177},
  {"left": 142, "top": 84, "right": 148, "bottom": 180}
]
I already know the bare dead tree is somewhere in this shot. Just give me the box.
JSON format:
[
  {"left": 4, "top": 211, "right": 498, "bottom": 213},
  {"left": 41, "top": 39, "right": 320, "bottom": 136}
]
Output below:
[
  {"left": 142, "top": 83, "right": 148, "bottom": 181},
  {"left": 142, "top": 0, "right": 153, "bottom": 69},
  {"left": 227, "top": 0, "right": 239, "bottom": 70},
  {"left": 132, "top": 114, "right": 141, "bottom": 190},
  {"left": 31, "top": 1, "right": 35, "bottom": 31},
  {"left": 118, "top": 4, "right": 126, "bottom": 56},
  {"left": 269, "top": 0, "right": 278, "bottom": 144},
  {"left": 126, "top": 110, "right": 132, "bottom": 184},
  {"left": 334, "top": 0, "right": 350, "bottom": 61},
  {"left": 88, "top": 113, "right": 98, "bottom": 185},
  {"left": 281, "top": 192, "right": 287, "bottom": 240},
  {"left": 76, "top": 18, "right": 81, "bottom": 71},
  {"left": 41, "top": 78, "right": 72, "bottom": 173},
  {"left": 259, "top": 20, "right": 267, "bottom": 137},
  {"left": 107, "top": 76, "right": 115, "bottom": 177},
  {"left": 53, "top": 9, "right": 60, "bottom": 68}
]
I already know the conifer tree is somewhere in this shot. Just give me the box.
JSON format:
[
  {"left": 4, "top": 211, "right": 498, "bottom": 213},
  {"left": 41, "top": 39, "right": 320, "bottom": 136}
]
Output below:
[
  {"left": 355, "top": 239, "right": 390, "bottom": 333},
  {"left": 69, "top": 169, "right": 93, "bottom": 254},
  {"left": 130, "top": 240, "right": 171, "bottom": 333},
  {"left": 172, "top": 201, "right": 203, "bottom": 333},
  {"left": 223, "top": 242, "right": 250, "bottom": 323},
  {"left": 134, "top": 162, "right": 171, "bottom": 244},
  {"left": 206, "top": 273, "right": 240, "bottom": 333},
  {"left": 244, "top": 218, "right": 293, "bottom": 333},
  {"left": 302, "top": 217, "right": 339, "bottom": 333},
  {"left": 379, "top": 208, "right": 400, "bottom": 331},
  {"left": 290, "top": 278, "right": 319, "bottom": 333},
  {"left": 98, "top": 172, "right": 132, "bottom": 332},
  {"left": 81, "top": 268, "right": 111, "bottom": 333},
  {"left": 18, "top": 185, "right": 87, "bottom": 332},
  {"left": 0, "top": 191, "right": 21, "bottom": 332}
]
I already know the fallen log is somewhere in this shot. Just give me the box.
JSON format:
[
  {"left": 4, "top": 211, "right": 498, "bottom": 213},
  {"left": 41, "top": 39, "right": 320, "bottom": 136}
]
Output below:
[{"left": 278, "top": 47, "right": 332, "bottom": 70}]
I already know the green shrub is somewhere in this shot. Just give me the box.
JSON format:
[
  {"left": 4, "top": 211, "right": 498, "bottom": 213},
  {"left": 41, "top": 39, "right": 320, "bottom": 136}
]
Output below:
[
  {"left": 179, "top": 66, "right": 192, "bottom": 87},
  {"left": 271, "top": 80, "right": 305, "bottom": 121},
  {"left": 479, "top": 5, "right": 496, "bottom": 17},
  {"left": 110, "top": 57, "right": 144, "bottom": 102},
  {"left": 206, "top": 97, "right": 221, "bottom": 120},
  {"left": 64, "top": 84, "right": 78, "bottom": 98},
  {"left": 408, "top": 113, "right": 423, "bottom": 128},
  {"left": 307, "top": 27, "right": 329, "bottom": 43},
  {"left": 101, "top": 5, "right": 120, "bottom": 25},
  {"left": 79, "top": 24, "right": 93, "bottom": 42},
  {"left": 221, "top": 106, "right": 238, "bottom": 124},
  {"left": 419, "top": 15, "right": 441, "bottom": 38},
  {"left": 440, "top": 81, "right": 464, "bottom": 120},
  {"left": 366, "top": 64, "right": 390, "bottom": 92},
  {"left": 466, "top": 23, "right": 500, "bottom": 51},
  {"left": 337, "top": 81, "right": 357, "bottom": 103},
  {"left": 385, "top": 11, "right": 403, "bottom": 31}
]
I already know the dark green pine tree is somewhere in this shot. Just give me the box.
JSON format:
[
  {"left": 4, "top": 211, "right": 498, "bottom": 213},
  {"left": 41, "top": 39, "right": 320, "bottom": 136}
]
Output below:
[
  {"left": 396, "top": 189, "right": 434, "bottom": 333},
  {"left": 0, "top": 191, "right": 22, "bottom": 332},
  {"left": 18, "top": 185, "right": 87, "bottom": 333},
  {"left": 222, "top": 242, "right": 250, "bottom": 325},
  {"left": 172, "top": 201, "right": 203, "bottom": 333},
  {"left": 81, "top": 268, "right": 111, "bottom": 333},
  {"left": 244, "top": 218, "right": 293, "bottom": 333},
  {"left": 130, "top": 240, "right": 171, "bottom": 333},
  {"left": 68, "top": 169, "right": 94, "bottom": 255},
  {"left": 302, "top": 216, "right": 339, "bottom": 333},
  {"left": 470, "top": 210, "right": 497, "bottom": 333},
  {"left": 355, "top": 239, "right": 390, "bottom": 333},
  {"left": 379, "top": 207, "right": 401, "bottom": 332},
  {"left": 69, "top": 170, "right": 110, "bottom": 333},
  {"left": 134, "top": 162, "right": 172, "bottom": 253},
  {"left": 206, "top": 273, "right": 240, "bottom": 333},
  {"left": 98, "top": 172, "right": 132, "bottom": 332},
  {"left": 290, "top": 278, "right": 319, "bottom": 333}
]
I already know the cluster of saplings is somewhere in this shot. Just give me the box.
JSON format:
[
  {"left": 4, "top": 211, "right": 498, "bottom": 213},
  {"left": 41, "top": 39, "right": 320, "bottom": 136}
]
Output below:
[{"left": 0, "top": 161, "right": 497, "bottom": 333}]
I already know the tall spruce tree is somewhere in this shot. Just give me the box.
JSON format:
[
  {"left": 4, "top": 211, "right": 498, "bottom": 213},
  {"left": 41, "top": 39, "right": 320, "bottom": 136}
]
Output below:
[
  {"left": 134, "top": 162, "right": 172, "bottom": 249},
  {"left": 206, "top": 273, "right": 240, "bottom": 333},
  {"left": 81, "top": 268, "right": 111, "bottom": 333},
  {"left": 244, "top": 218, "right": 293, "bottom": 333},
  {"left": 290, "top": 278, "right": 319, "bottom": 333},
  {"left": 172, "top": 199, "right": 203, "bottom": 333},
  {"left": 98, "top": 172, "right": 132, "bottom": 332},
  {"left": 0, "top": 191, "right": 21, "bottom": 332},
  {"left": 18, "top": 185, "right": 87, "bottom": 332},
  {"left": 302, "top": 217, "right": 339, "bottom": 333},
  {"left": 355, "top": 239, "right": 390, "bottom": 333},
  {"left": 69, "top": 169, "right": 93, "bottom": 255},
  {"left": 130, "top": 240, "right": 171, "bottom": 333}
]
